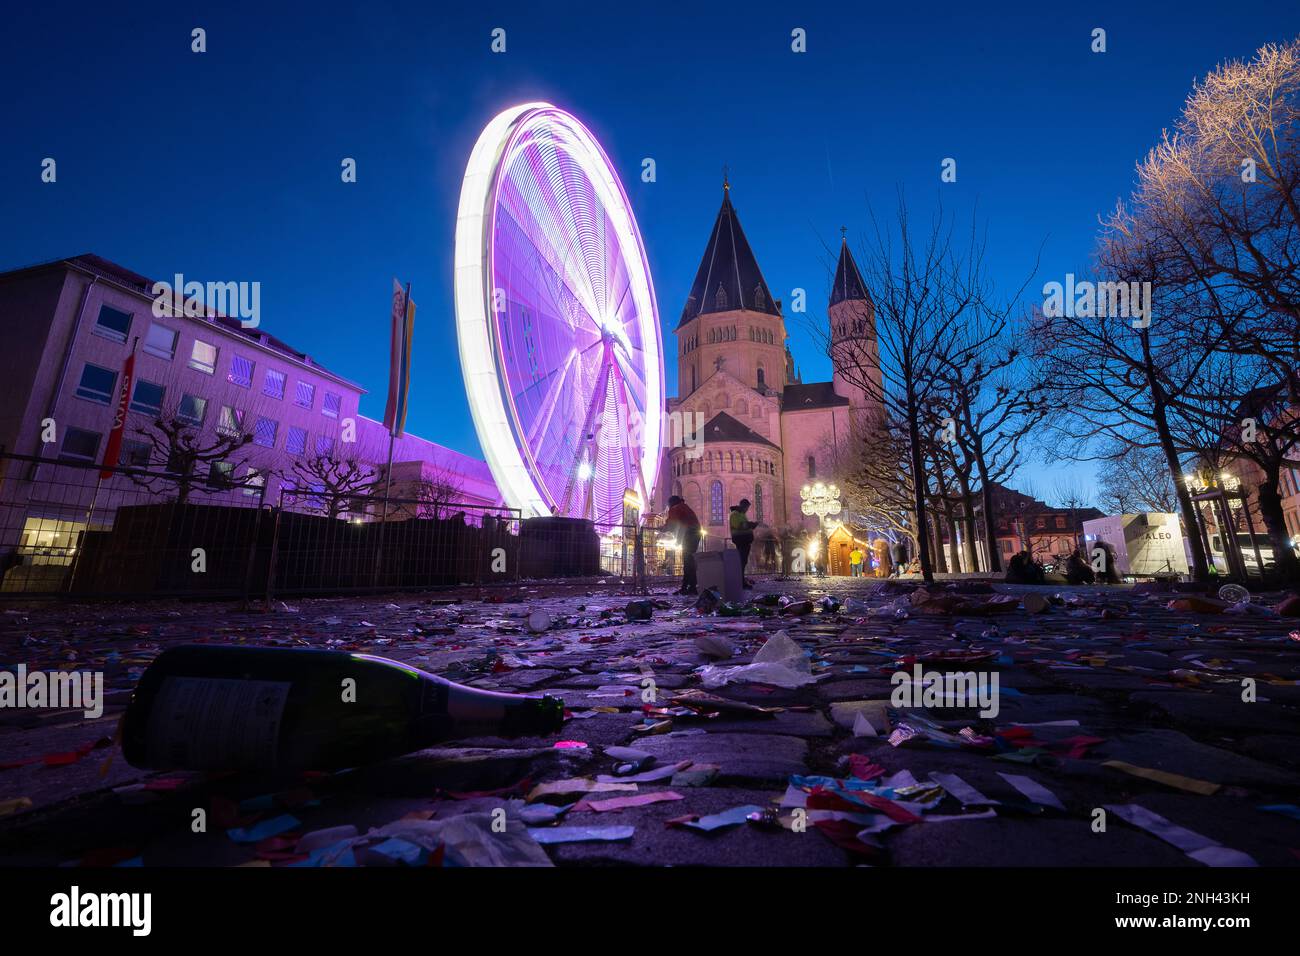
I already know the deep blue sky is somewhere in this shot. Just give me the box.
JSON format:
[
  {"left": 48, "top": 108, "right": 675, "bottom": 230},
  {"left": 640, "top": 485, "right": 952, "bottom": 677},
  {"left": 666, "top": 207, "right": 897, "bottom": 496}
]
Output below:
[{"left": 4, "top": 1, "right": 1297, "bottom": 504}]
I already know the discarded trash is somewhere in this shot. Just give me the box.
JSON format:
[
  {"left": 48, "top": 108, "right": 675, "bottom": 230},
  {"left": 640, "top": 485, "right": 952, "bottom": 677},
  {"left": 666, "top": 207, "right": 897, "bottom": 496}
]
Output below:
[
  {"left": 852, "top": 712, "right": 878, "bottom": 737},
  {"left": 1217, "top": 584, "right": 1250, "bottom": 604},
  {"left": 1105, "top": 803, "right": 1256, "bottom": 867},
  {"left": 1022, "top": 593, "right": 1051, "bottom": 615},
  {"left": 605, "top": 746, "right": 654, "bottom": 775},
  {"left": 122, "top": 645, "right": 566, "bottom": 772},
  {"left": 1167, "top": 596, "right": 1228, "bottom": 614},
  {"left": 842, "top": 597, "right": 870, "bottom": 615},
  {"left": 577, "top": 791, "right": 683, "bottom": 812},
  {"left": 695, "top": 634, "right": 736, "bottom": 660},
  {"left": 669, "top": 763, "right": 719, "bottom": 787},
  {"left": 527, "top": 610, "right": 552, "bottom": 633},
  {"left": 673, "top": 804, "right": 765, "bottom": 832},
  {"left": 625, "top": 600, "right": 655, "bottom": 622},
  {"left": 694, "top": 588, "right": 722, "bottom": 613},
  {"left": 780, "top": 600, "right": 814, "bottom": 616},
  {"left": 698, "top": 631, "right": 817, "bottom": 688},
  {"left": 376, "top": 813, "right": 553, "bottom": 867},
  {"left": 1101, "top": 760, "right": 1220, "bottom": 795},
  {"left": 528, "top": 778, "right": 637, "bottom": 802},
  {"left": 996, "top": 772, "right": 1065, "bottom": 810},
  {"left": 526, "top": 826, "right": 634, "bottom": 844}
]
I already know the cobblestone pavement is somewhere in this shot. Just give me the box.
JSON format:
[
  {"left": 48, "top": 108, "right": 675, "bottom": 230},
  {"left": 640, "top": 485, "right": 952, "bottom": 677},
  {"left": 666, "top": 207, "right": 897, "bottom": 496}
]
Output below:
[{"left": 2, "top": 576, "right": 1299, "bottom": 866}]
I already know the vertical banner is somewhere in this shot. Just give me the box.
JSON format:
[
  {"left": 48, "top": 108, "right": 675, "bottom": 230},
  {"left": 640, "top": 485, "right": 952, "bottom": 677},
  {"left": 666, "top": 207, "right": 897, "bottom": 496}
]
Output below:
[
  {"left": 383, "top": 279, "right": 416, "bottom": 438},
  {"left": 100, "top": 339, "right": 137, "bottom": 479}
]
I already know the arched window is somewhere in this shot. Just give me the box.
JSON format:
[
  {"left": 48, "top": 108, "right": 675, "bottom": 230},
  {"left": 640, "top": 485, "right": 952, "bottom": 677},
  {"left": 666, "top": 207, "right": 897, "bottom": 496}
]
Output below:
[
  {"left": 714, "top": 283, "right": 728, "bottom": 311},
  {"left": 755, "top": 483, "right": 764, "bottom": 522},
  {"left": 757, "top": 366, "right": 766, "bottom": 388},
  {"left": 710, "top": 481, "right": 724, "bottom": 525}
]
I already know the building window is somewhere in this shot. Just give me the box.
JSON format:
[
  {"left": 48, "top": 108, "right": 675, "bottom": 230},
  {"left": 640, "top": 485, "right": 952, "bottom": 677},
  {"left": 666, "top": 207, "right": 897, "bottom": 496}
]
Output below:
[
  {"left": 93, "top": 304, "right": 132, "bottom": 343},
  {"left": 315, "top": 435, "right": 335, "bottom": 457},
  {"left": 286, "top": 426, "right": 307, "bottom": 455},
  {"left": 710, "top": 481, "right": 724, "bottom": 525},
  {"left": 189, "top": 339, "right": 218, "bottom": 374},
  {"left": 178, "top": 393, "right": 207, "bottom": 426},
  {"left": 263, "top": 368, "right": 286, "bottom": 400},
  {"left": 807, "top": 455, "right": 816, "bottom": 478},
  {"left": 60, "top": 427, "right": 101, "bottom": 462},
  {"left": 119, "top": 439, "right": 151, "bottom": 468},
  {"left": 757, "top": 366, "right": 766, "bottom": 388},
  {"left": 322, "top": 391, "right": 342, "bottom": 418},
  {"left": 295, "top": 381, "right": 315, "bottom": 409},
  {"left": 75, "top": 364, "right": 116, "bottom": 405},
  {"left": 1001, "top": 539, "right": 1014, "bottom": 555},
  {"left": 1055, "top": 516, "right": 1066, "bottom": 529},
  {"left": 253, "top": 416, "right": 278, "bottom": 448},
  {"left": 755, "top": 483, "right": 764, "bottom": 522},
  {"left": 228, "top": 354, "right": 255, "bottom": 388},
  {"left": 143, "top": 323, "right": 179, "bottom": 360},
  {"left": 217, "top": 405, "right": 245, "bottom": 438},
  {"left": 243, "top": 468, "right": 265, "bottom": 497},
  {"left": 130, "top": 380, "right": 166, "bottom": 417},
  {"left": 207, "top": 460, "right": 235, "bottom": 489}
]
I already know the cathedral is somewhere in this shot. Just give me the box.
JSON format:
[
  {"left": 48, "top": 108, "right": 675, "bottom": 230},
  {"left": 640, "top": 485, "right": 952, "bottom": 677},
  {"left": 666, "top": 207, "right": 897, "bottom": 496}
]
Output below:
[{"left": 656, "top": 181, "right": 884, "bottom": 557}]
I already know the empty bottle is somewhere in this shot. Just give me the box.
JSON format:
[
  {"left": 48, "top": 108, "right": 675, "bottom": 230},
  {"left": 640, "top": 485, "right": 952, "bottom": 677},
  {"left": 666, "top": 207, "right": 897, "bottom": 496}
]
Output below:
[{"left": 122, "top": 645, "right": 565, "bottom": 772}]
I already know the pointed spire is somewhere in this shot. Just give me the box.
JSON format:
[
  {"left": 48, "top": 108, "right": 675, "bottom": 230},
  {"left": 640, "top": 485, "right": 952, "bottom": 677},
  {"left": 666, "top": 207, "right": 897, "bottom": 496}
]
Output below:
[
  {"left": 830, "top": 234, "right": 870, "bottom": 306},
  {"left": 677, "top": 182, "right": 779, "bottom": 328}
]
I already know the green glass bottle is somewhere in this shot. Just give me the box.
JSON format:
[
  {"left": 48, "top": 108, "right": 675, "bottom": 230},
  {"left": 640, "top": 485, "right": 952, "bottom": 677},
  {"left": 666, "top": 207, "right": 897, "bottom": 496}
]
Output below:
[{"left": 121, "top": 645, "right": 565, "bottom": 772}]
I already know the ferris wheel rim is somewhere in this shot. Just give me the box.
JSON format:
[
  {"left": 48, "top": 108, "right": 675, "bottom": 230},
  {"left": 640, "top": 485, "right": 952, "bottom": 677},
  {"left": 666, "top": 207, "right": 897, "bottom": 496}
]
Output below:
[{"left": 454, "top": 102, "right": 664, "bottom": 523}]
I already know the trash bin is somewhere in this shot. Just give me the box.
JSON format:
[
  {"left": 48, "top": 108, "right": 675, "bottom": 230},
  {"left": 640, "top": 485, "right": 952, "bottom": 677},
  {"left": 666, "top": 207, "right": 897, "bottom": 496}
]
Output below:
[{"left": 696, "top": 548, "right": 743, "bottom": 600}]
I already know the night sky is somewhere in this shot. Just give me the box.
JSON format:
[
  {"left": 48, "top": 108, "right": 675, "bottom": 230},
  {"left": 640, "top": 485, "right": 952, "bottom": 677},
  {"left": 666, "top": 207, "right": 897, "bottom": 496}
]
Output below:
[{"left": 4, "top": 1, "right": 1297, "bottom": 501}]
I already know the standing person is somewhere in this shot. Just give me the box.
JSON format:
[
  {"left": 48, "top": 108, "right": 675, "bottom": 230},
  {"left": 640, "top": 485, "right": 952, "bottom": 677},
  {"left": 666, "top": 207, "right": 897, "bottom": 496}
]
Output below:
[
  {"left": 849, "top": 545, "right": 864, "bottom": 577},
  {"left": 891, "top": 540, "right": 909, "bottom": 578},
  {"left": 729, "top": 499, "right": 758, "bottom": 588},
  {"left": 663, "top": 496, "right": 702, "bottom": 595},
  {"left": 762, "top": 535, "right": 777, "bottom": 572}
]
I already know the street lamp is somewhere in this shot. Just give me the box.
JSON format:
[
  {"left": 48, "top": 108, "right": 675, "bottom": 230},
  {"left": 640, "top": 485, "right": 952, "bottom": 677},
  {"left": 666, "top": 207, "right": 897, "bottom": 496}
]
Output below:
[{"left": 801, "top": 482, "right": 841, "bottom": 574}]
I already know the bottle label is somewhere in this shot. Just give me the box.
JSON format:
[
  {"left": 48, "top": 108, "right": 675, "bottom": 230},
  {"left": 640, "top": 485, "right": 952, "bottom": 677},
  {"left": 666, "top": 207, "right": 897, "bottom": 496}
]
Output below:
[{"left": 145, "top": 676, "right": 291, "bottom": 770}]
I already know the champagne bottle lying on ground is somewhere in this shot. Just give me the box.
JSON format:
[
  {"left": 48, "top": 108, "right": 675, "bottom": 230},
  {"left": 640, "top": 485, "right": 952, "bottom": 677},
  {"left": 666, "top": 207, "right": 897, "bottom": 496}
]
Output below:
[{"left": 122, "top": 645, "right": 566, "bottom": 772}]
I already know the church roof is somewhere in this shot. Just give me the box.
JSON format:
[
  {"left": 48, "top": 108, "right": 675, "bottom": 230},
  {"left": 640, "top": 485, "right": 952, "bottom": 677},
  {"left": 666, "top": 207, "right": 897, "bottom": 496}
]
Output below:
[
  {"left": 700, "top": 411, "right": 780, "bottom": 449},
  {"left": 783, "top": 381, "right": 849, "bottom": 410},
  {"left": 678, "top": 185, "right": 780, "bottom": 328},
  {"left": 830, "top": 237, "right": 870, "bottom": 306}
]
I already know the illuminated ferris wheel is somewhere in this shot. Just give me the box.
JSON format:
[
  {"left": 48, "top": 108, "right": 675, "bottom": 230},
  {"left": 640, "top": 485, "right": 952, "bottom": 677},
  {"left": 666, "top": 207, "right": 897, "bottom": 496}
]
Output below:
[{"left": 454, "top": 103, "right": 664, "bottom": 530}]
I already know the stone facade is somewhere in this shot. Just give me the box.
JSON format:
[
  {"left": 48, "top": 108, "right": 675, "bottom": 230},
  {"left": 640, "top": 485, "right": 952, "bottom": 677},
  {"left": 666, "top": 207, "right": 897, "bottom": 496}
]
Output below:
[{"left": 658, "top": 185, "right": 883, "bottom": 549}]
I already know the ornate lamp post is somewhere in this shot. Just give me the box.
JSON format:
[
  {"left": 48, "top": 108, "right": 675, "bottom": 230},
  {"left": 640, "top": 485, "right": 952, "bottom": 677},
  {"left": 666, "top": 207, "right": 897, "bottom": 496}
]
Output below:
[{"left": 801, "top": 482, "right": 841, "bottom": 574}]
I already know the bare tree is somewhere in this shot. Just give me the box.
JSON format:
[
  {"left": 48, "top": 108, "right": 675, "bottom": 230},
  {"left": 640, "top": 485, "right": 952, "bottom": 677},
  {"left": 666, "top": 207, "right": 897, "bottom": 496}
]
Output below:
[
  {"left": 123, "top": 373, "right": 267, "bottom": 504},
  {"left": 816, "top": 195, "right": 1007, "bottom": 582},
  {"left": 279, "top": 434, "right": 384, "bottom": 520},
  {"left": 1095, "top": 443, "right": 1179, "bottom": 514},
  {"left": 1095, "top": 38, "right": 1300, "bottom": 582},
  {"left": 406, "top": 461, "right": 468, "bottom": 520}
]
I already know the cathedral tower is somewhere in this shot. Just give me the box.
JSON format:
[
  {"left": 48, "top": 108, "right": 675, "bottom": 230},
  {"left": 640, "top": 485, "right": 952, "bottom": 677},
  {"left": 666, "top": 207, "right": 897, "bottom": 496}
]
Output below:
[
  {"left": 828, "top": 236, "right": 879, "bottom": 408},
  {"left": 675, "top": 182, "right": 788, "bottom": 398}
]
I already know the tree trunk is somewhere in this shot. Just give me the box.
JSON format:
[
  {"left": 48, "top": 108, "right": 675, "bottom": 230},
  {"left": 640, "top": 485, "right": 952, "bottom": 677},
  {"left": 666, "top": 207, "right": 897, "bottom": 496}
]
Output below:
[
  {"left": 960, "top": 493, "right": 979, "bottom": 572},
  {"left": 1256, "top": 467, "right": 1300, "bottom": 587},
  {"left": 947, "top": 513, "right": 961, "bottom": 573},
  {"left": 972, "top": 439, "right": 1000, "bottom": 572},
  {"left": 906, "top": 406, "right": 934, "bottom": 583},
  {"left": 930, "top": 512, "right": 947, "bottom": 573},
  {"left": 1141, "top": 331, "right": 1209, "bottom": 582}
]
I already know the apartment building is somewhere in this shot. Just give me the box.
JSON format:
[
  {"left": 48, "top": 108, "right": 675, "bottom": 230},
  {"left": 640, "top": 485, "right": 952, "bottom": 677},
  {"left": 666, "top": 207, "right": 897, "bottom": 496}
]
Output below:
[{"left": 0, "top": 254, "right": 499, "bottom": 568}]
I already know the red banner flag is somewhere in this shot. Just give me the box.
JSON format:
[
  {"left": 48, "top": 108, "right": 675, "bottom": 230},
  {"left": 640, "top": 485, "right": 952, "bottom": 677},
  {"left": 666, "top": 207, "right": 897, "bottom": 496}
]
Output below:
[{"left": 100, "top": 341, "right": 137, "bottom": 479}]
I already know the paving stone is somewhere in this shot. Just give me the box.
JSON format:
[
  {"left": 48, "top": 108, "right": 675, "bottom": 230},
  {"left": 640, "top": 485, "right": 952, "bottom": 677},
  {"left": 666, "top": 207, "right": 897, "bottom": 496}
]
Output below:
[{"left": 631, "top": 732, "right": 808, "bottom": 783}]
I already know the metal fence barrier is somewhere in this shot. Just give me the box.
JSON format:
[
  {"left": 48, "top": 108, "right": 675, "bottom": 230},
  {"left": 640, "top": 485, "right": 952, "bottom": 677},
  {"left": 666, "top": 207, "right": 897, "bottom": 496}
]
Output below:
[{"left": 0, "top": 452, "right": 683, "bottom": 600}]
